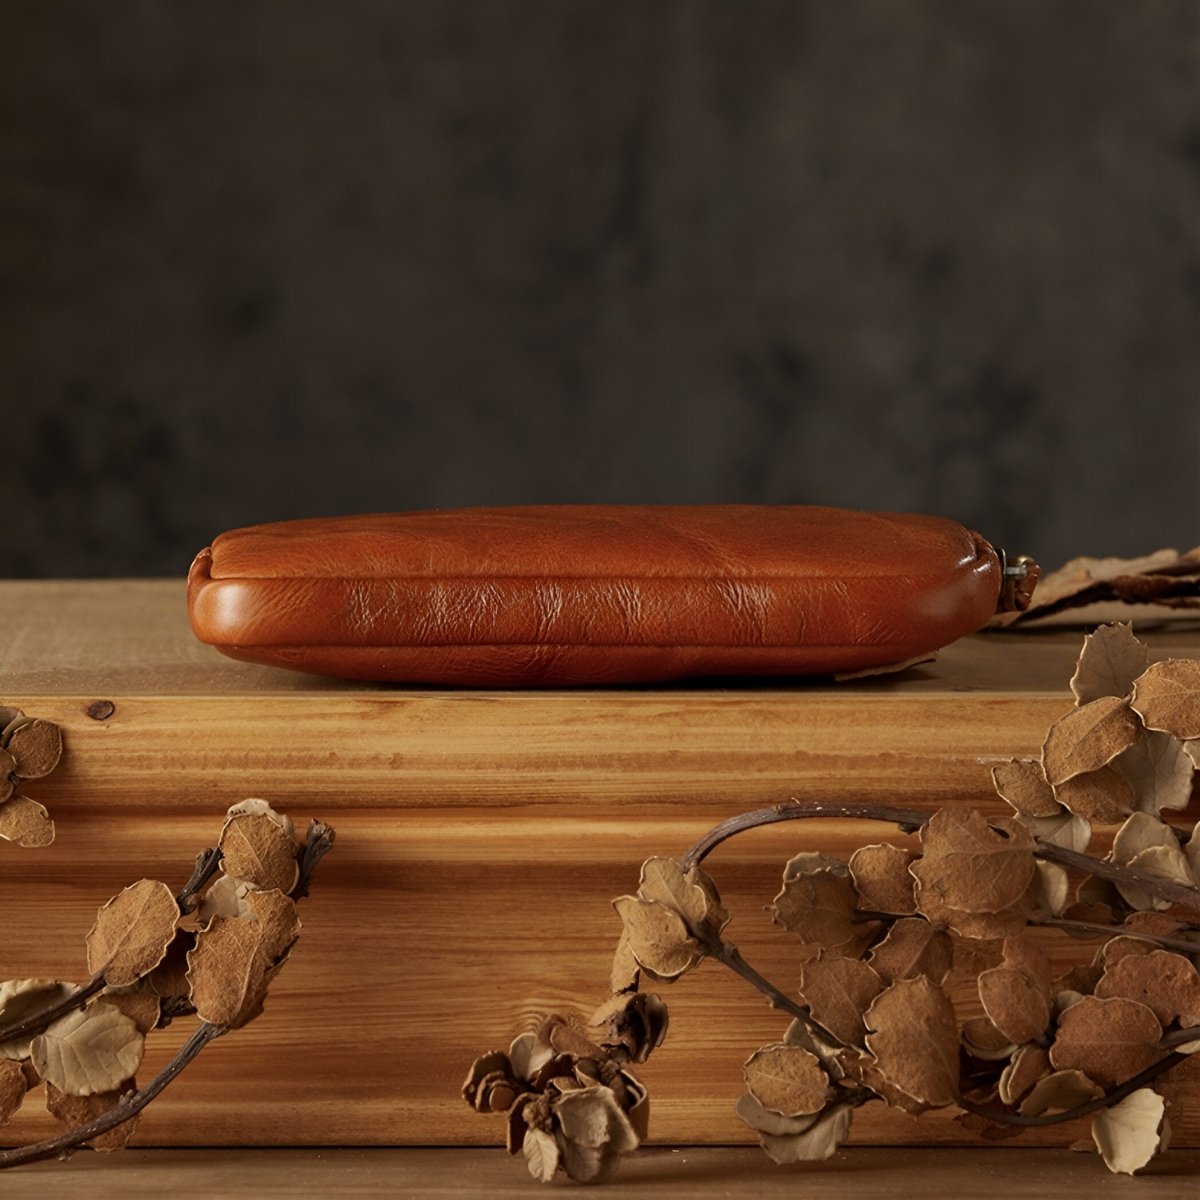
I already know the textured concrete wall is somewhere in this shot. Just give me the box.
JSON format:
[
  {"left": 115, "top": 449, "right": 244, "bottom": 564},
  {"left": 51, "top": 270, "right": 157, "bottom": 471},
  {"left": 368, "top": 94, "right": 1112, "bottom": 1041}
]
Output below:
[{"left": 1, "top": 1, "right": 1197, "bottom": 577}]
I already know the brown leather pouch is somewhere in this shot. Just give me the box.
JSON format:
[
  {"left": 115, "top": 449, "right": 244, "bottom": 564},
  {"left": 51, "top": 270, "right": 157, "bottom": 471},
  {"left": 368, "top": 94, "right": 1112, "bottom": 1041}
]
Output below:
[{"left": 187, "top": 505, "right": 1015, "bottom": 686}]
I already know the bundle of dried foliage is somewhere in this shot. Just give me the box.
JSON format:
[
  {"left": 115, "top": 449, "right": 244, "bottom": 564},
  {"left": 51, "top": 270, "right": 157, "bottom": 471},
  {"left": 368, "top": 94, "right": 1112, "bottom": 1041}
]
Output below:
[
  {"left": 0, "top": 746, "right": 334, "bottom": 1171},
  {"left": 467, "top": 624, "right": 1200, "bottom": 1182}
]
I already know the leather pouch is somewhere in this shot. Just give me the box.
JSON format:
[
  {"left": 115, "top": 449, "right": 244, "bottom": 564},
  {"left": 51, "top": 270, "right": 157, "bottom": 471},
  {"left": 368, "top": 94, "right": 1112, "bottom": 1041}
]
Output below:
[{"left": 187, "top": 505, "right": 1014, "bottom": 686}]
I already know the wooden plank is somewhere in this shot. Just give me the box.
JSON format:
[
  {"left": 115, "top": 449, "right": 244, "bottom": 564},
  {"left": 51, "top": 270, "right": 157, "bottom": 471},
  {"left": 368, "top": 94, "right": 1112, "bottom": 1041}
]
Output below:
[
  {"left": 0, "top": 582, "right": 1197, "bottom": 1149},
  {"left": 7, "top": 1147, "right": 1200, "bottom": 1199}
]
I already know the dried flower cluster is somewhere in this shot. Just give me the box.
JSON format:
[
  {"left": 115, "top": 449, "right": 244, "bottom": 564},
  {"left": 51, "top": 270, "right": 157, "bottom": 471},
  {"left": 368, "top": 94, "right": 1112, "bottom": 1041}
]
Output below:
[
  {"left": 0, "top": 708, "right": 62, "bottom": 848},
  {"left": 990, "top": 547, "right": 1200, "bottom": 627},
  {"left": 466, "top": 624, "right": 1200, "bottom": 1182},
  {"left": 0, "top": 795, "right": 334, "bottom": 1169}
]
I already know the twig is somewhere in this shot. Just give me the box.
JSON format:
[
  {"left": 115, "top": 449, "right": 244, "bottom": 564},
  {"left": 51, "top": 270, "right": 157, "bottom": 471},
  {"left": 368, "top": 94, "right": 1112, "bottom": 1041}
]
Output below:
[
  {"left": 958, "top": 1053, "right": 1185, "bottom": 1128},
  {"left": 175, "top": 847, "right": 223, "bottom": 913},
  {"left": 0, "top": 1023, "right": 225, "bottom": 1169},
  {"left": 291, "top": 820, "right": 336, "bottom": 901},
  {"left": 1160, "top": 1026, "right": 1200, "bottom": 1049},
  {"left": 1028, "top": 915, "right": 1200, "bottom": 954},
  {"left": 0, "top": 975, "right": 105, "bottom": 1048}
]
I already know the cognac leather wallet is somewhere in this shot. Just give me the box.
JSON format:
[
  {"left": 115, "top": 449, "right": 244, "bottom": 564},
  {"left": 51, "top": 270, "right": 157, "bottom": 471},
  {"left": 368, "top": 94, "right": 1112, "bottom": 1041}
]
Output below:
[{"left": 187, "top": 505, "right": 1024, "bottom": 686}]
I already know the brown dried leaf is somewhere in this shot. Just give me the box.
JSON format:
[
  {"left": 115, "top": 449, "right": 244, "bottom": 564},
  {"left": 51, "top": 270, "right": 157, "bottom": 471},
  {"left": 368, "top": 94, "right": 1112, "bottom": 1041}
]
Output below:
[
  {"left": 866, "top": 918, "right": 953, "bottom": 987},
  {"left": 1111, "top": 811, "right": 1179, "bottom": 865},
  {"left": 1002, "top": 935, "right": 1053, "bottom": 993},
  {"left": 753, "top": 1101, "right": 854, "bottom": 1164},
  {"left": 1032, "top": 862, "right": 1070, "bottom": 917},
  {"left": 848, "top": 844, "right": 917, "bottom": 914},
  {"left": 1095, "top": 950, "right": 1200, "bottom": 1027},
  {"left": 772, "top": 868, "right": 866, "bottom": 954},
  {"left": 198, "top": 875, "right": 258, "bottom": 925},
  {"left": 1070, "top": 624, "right": 1149, "bottom": 705},
  {"left": 743, "top": 1043, "right": 829, "bottom": 1117},
  {"left": 6, "top": 719, "right": 63, "bottom": 780},
  {"left": 911, "top": 810, "right": 1035, "bottom": 915},
  {"left": 915, "top": 880, "right": 1033, "bottom": 941},
  {"left": 218, "top": 813, "right": 299, "bottom": 894},
  {"left": 0, "top": 795, "right": 55, "bottom": 848},
  {"left": 97, "top": 986, "right": 161, "bottom": 1036},
  {"left": 1053, "top": 766, "right": 1133, "bottom": 824},
  {"left": 45, "top": 1080, "right": 140, "bottom": 1152},
  {"left": 979, "top": 967, "right": 1051, "bottom": 1045},
  {"left": 186, "top": 889, "right": 301, "bottom": 1028},
  {"left": 554, "top": 1085, "right": 639, "bottom": 1184},
  {"left": 1132, "top": 659, "right": 1200, "bottom": 740},
  {"left": 0, "top": 1058, "right": 28, "bottom": 1125},
  {"left": 1114, "top": 730, "right": 1195, "bottom": 815},
  {"left": 226, "top": 798, "right": 295, "bottom": 841},
  {"left": 1042, "top": 697, "right": 1140, "bottom": 785},
  {"left": 1120, "top": 844, "right": 1196, "bottom": 912},
  {"left": 0, "top": 979, "right": 74, "bottom": 1060},
  {"left": 1049, "top": 996, "right": 1162, "bottom": 1088},
  {"left": 1019, "top": 1068, "right": 1103, "bottom": 1116},
  {"left": 797, "top": 958, "right": 883, "bottom": 1047},
  {"left": 608, "top": 932, "right": 640, "bottom": 995},
  {"left": 147, "top": 930, "right": 196, "bottom": 1000},
  {"left": 962, "top": 1015, "right": 1018, "bottom": 1061},
  {"left": 998, "top": 1045, "right": 1051, "bottom": 1105},
  {"left": 1020, "top": 811, "right": 1092, "bottom": 853},
  {"left": 612, "top": 896, "right": 703, "bottom": 981},
  {"left": 863, "top": 976, "right": 959, "bottom": 1108},
  {"left": 86, "top": 879, "right": 180, "bottom": 987},
  {"left": 636, "top": 858, "right": 729, "bottom": 936},
  {"left": 31, "top": 1002, "right": 144, "bottom": 1096},
  {"left": 1091, "top": 1088, "right": 1168, "bottom": 1175},
  {"left": 992, "top": 759, "right": 1060, "bottom": 819}
]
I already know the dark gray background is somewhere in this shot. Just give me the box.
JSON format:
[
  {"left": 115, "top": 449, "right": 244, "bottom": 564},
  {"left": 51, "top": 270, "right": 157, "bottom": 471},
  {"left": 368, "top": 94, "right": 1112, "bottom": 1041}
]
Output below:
[{"left": 2, "top": 1, "right": 1197, "bottom": 577}]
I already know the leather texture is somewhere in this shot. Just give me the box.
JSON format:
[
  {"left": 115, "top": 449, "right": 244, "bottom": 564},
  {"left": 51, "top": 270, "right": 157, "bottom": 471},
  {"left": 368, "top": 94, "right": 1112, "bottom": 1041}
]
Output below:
[{"left": 187, "top": 505, "right": 1003, "bottom": 686}]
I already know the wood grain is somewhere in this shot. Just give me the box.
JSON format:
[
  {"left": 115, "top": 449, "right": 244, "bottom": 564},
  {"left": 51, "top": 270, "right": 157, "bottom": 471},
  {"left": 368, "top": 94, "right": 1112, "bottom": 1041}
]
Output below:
[
  {"left": 0, "top": 582, "right": 1197, "bottom": 1149},
  {"left": 7, "top": 1147, "right": 1200, "bottom": 1199}
]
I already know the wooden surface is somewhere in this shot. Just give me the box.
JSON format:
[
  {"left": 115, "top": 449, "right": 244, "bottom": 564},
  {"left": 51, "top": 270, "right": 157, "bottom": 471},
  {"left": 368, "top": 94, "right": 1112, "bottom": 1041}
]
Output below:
[
  {"left": 6, "top": 1148, "right": 1200, "bottom": 1198},
  {"left": 0, "top": 581, "right": 1197, "bottom": 1151}
]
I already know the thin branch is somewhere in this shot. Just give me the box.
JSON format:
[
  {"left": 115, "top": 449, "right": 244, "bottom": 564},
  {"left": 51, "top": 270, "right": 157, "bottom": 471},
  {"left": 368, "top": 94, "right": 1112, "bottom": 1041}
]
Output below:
[
  {"left": 958, "top": 1053, "right": 1185, "bottom": 1128},
  {"left": 175, "top": 847, "right": 223, "bottom": 913},
  {"left": 1161, "top": 1026, "right": 1200, "bottom": 1049},
  {"left": 679, "top": 799, "right": 1200, "bottom": 914},
  {"left": 0, "top": 1023, "right": 225, "bottom": 1169},
  {"left": 0, "top": 975, "right": 105, "bottom": 1048},
  {"left": 1029, "top": 915, "right": 1200, "bottom": 955},
  {"left": 291, "top": 820, "right": 336, "bottom": 901}
]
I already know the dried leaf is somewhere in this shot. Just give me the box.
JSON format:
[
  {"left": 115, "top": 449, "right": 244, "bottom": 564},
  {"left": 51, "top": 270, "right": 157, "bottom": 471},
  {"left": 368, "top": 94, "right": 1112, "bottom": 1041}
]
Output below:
[
  {"left": 915, "top": 880, "right": 1032, "bottom": 941},
  {"left": 755, "top": 1101, "right": 854, "bottom": 1164},
  {"left": 772, "top": 868, "right": 871, "bottom": 955},
  {"left": 1031, "top": 862, "right": 1070, "bottom": 917},
  {"left": 186, "top": 889, "right": 301, "bottom": 1028},
  {"left": 523, "top": 1127, "right": 559, "bottom": 1182},
  {"left": 31, "top": 1002, "right": 144, "bottom": 1096},
  {"left": 0, "top": 979, "right": 74, "bottom": 1060},
  {"left": 608, "top": 932, "right": 640, "bottom": 994},
  {"left": 0, "top": 795, "right": 55, "bottom": 848},
  {"left": 5, "top": 719, "right": 63, "bottom": 780},
  {"left": 226, "top": 798, "right": 295, "bottom": 841},
  {"left": 1049, "top": 996, "right": 1162, "bottom": 1088},
  {"left": 1019, "top": 1068, "right": 1103, "bottom": 1116},
  {"left": 1070, "top": 624, "right": 1149, "bottom": 705},
  {"left": 1020, "top": 811, "right": 1092, "bottom": 853},
  {"left": 978, "top": 967, "right": 1051, "bottom": 1045},
  {"left": 735, "top": 1090, "right": 823, "bottom": 1137},
  {"left": 863, "top": 976, "right": 959, "bottom": 1108},
  {"left": 1119, "top": 844, "right": 1196, "bottom": 912},
  {"left": 86, "top": 879, "right": 180, "bottom": 987},
  {"left": 636, "top": 857, "right": 728, "bottom": 936},
  {"left": 198, "top": 875, "right": 259, "bottom": 924},
  {"left": 866, "top": 918, "right": 953, "bottom": 987},
  {"left": 554, "top": 1085, "right": 639, "bottom": 1185},
  {"left": 911, "top": 809, "right": 1035, "bottom": 915},
  {"left": 97, "top": 986, "right": 161, "bottom": 1036},
  {"left": 992, "top": 759, "right": 1060, "bottom": 819},
  {"left": 962, "top": 1016, "right": 1018, "bottom": 1061},
  {"left": 1002, "top": 935, "right": 1053, "bottom": 993},
  {"left": 1114, "top": 730, "right": 1195, "bottom": 815},
  {"left": 1132, "top": 659, "right": 1200, "bottom": 740},
  {"left": 1091, "top": 1088, "right": 1167, "bottom": 1175},
  {"left": 1095, "top": 950, "right": 1200, "bottom": 1027},
  {"left": 218, "top": 813, "right": 299, "bottom": 894},
  {"left": 612, "top": 896, "right": 703, "bottom": 981},
  {"left": 0, "top": 1058, "right": 28, "bottom": 1124},
  {"left": 147, "top": 930, "right": 196, "bottom": 1000},
  {"left": 743, "top": 1043, "right": 829, "bottom": 1117},
  {"left": 1042, "top": 697, "right": 1140, "bottom": 785},
  {"left": 796, "top": 958, "right": 883, "bottom": 1048},
  {"left": 1053, "top": 766, "right": 1133, "bottom": 824},
  {"left": 848, "top": 844, "right": 917, "bottom": 914},
  {"left": 998, "top": 1045, "right": 1050, "bottom": 1106},
  {"left": 45, "top": 1080, "right": 140, "bottom": 1151}
]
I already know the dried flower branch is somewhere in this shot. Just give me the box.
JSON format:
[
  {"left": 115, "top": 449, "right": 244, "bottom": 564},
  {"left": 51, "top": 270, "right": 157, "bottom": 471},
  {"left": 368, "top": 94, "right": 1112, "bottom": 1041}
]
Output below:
[
  {"left": 467, "top": 624, "right": 1200, "bottom": 1181},
  {"left": 0, "top": 798, "right": 334, "bottom": 1170}
]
